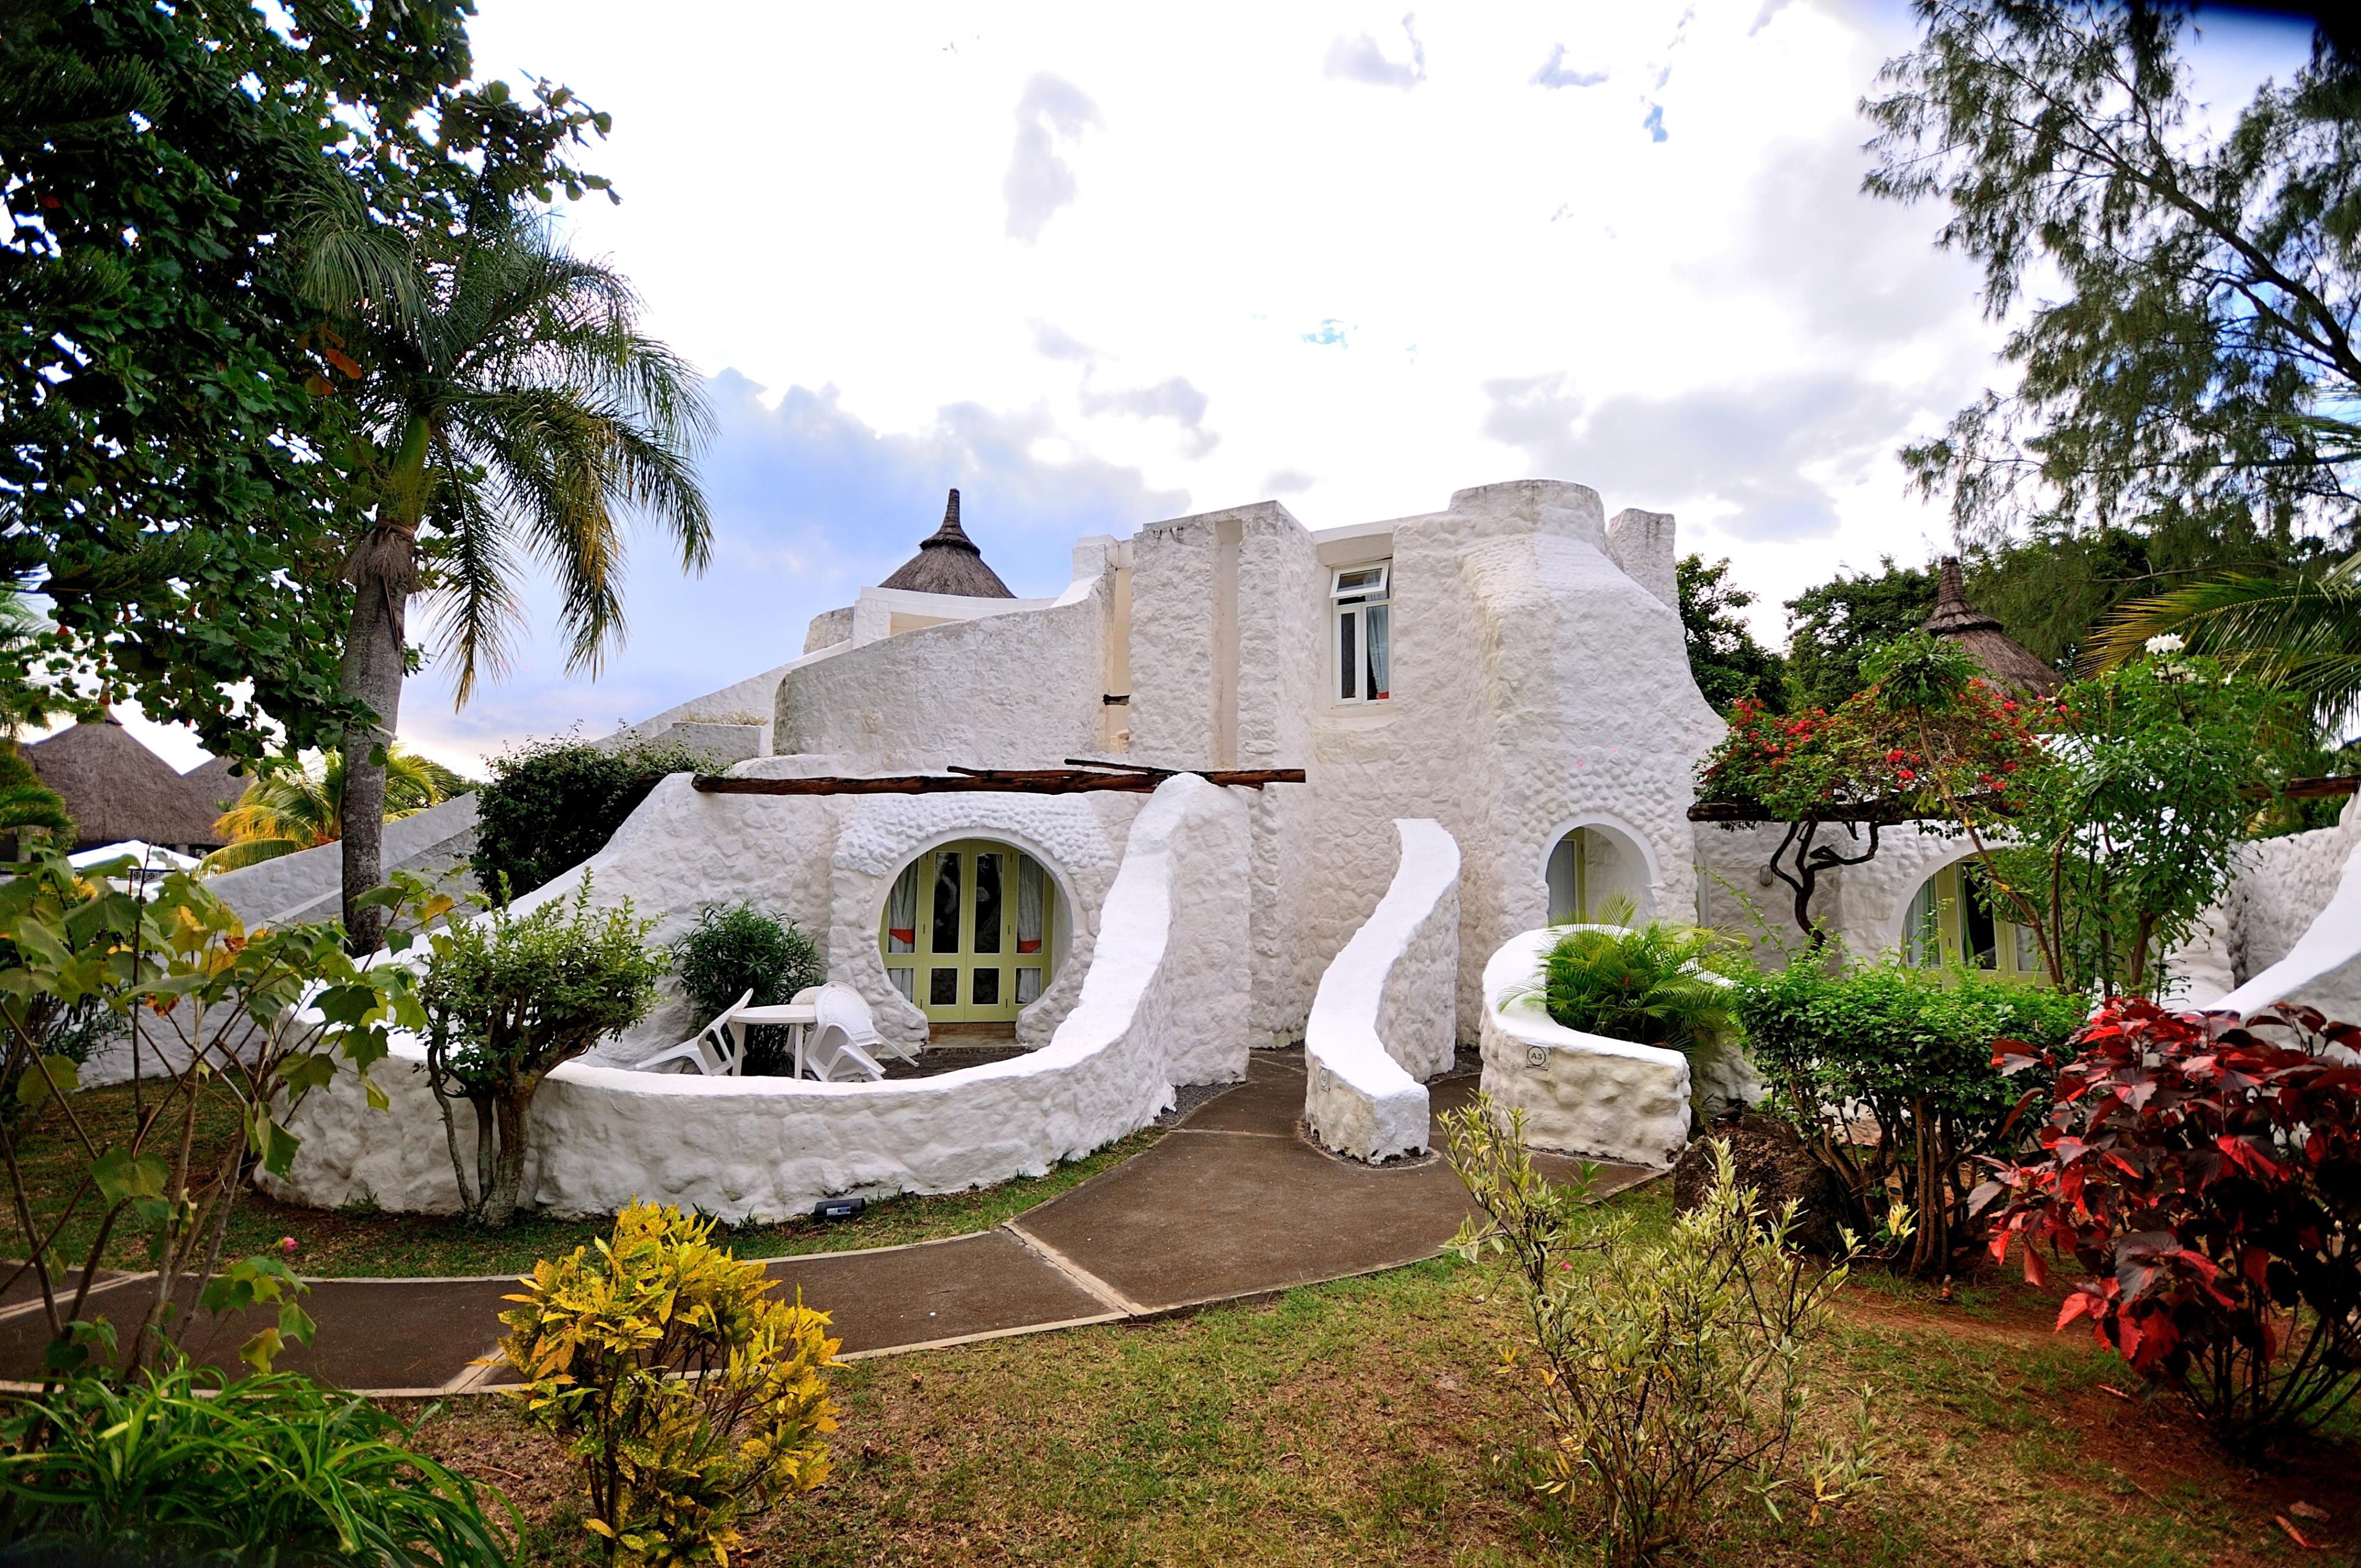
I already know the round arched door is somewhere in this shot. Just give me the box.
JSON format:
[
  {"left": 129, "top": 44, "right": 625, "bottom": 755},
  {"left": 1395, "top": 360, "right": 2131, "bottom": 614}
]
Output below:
[{"left": 880, "top": 840, "right": 1056, "bottom": 1023}]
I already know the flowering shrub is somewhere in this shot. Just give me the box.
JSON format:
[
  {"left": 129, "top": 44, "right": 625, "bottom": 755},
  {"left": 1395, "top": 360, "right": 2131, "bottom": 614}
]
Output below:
[
  {"left": 1978, "top": 1000, "right": 2361, "bottom": 1447},
  {"left": 1697, "top": 636, "right": 2046, "bottom": 823},
  {"left": 1697, "top": 635, "right": 2049, "bottom": 941}
]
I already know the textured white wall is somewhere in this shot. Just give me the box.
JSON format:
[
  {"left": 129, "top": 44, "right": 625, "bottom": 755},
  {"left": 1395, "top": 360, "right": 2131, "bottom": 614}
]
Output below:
[
  {"left": 1475, "top": 927, "right": 1692, "bottom": 1168},
  {"left": 774, "top": 579, "right": 1109, "bottom": 768},
  {"left": 263, "top": 775, "right": 1248, "bottom": 1221},
  {"left": 1303, "top": 819, "right": 1461, "bottom": 1162}
]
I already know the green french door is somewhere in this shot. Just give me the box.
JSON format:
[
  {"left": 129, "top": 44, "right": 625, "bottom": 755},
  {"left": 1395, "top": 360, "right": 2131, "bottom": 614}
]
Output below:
[{"left": 880, "top": 841, "right": 1054, "bottom": 1024}]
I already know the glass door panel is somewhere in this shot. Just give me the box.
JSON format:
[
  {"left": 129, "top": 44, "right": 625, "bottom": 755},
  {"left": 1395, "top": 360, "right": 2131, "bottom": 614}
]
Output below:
[{"left": 879, "top": 841, "right": 1054, "bottom": 1025}]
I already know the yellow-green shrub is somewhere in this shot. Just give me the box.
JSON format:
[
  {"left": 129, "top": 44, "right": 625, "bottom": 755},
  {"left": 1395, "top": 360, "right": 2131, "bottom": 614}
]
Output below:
[{"left": 499, "top": 1201, "right": 839, "bottom": 1565}]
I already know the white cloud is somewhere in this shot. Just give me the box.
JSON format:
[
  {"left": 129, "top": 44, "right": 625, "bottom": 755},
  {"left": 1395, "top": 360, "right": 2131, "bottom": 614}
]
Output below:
[
  {"left": 1531, "top": 43, "right": 1607, "bottom": 88},
  {"left": 1325, "top": 13, "right": 1426, "bottom": 89},
  {"left": 1080, "top": 375, "right": 1219, "bottom": 457},
  {"left": 1262, "top": 469, "right": 1317, "bottom": 495},
  {"left": 1004, "top": 73, "right": 1100, "bottom": 243}
]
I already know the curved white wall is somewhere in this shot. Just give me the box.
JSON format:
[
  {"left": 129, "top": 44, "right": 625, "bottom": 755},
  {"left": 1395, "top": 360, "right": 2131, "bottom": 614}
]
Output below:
[
  {"left": 1302, "top": 819, "right": 1460, "bottom": 1162},
  {"left": 264, "top": 774, "right": 1251, "bottom": 1222},
  {"left": 1474, "top": 927, "right": 1692, "bottom": 1168}
]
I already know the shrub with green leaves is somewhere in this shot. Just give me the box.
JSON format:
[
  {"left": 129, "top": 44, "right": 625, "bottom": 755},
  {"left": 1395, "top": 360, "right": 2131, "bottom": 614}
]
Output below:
[
  {"left": 501, "top": 1200, "right": 839, "bottom": 1566},
  {"left": 0, "top": 847, "right": 417, "bottom": 1376},
  {"left": 1540, "top": 919, "right": 1742, "bottom": 1111},
  {"left": 1728, "top": 957, "right": 2087, "bottom": 1277},
  {"left": 1445, "top": 1099, "right": 1882, "bottom": 1566},
  {"left": 412, "top": 880, "right": 666, "bottom": 1230},
  {"left": 471, "top": 736, "right": 704, "bottom": 899},
  {"left": 673, "top": 903, "right": 825, "bottom": 1076},
  {"left": 0, "top": 1362, "right": 511, "bottom": 1563}
]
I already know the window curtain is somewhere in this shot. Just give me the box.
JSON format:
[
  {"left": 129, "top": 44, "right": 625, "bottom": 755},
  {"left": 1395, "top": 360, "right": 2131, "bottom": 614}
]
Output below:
[
  {"left": 1365, "top": 604, "right": 1390, "bottom": 698},
  {"left": 886, "top": 862, "right": 919, "bottom": 952},
  {"left": 1016, "top": 856, "right": 1045, "bottom": 954}
]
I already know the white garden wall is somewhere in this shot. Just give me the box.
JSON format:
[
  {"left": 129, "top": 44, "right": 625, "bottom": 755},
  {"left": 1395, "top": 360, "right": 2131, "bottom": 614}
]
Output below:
[
  {"left": 1475, "top": 927, "right": 1692, "bottom": 1168},
  {"left": 1302, "top": 819, "right": 1460, "bottom": 1162},
  {"left": 263, "top": 774, "right": 1251, "bottom": 1222}
]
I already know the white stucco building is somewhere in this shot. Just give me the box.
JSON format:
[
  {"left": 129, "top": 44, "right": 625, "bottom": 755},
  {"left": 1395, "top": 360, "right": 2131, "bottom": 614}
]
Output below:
[{"left": 267, "top": 478, "right": 2361, "bottom": 1218}]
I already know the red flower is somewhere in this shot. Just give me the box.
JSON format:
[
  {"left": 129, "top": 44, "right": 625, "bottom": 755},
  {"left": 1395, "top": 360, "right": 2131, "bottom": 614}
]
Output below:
[
  {"left": 1886, "top": 749, "right": 1905, "bottom": 763},
  {"left": 1897, "top": 768, "right": 1917, "bottom": 782},
  {"left": 2002, "top": 699, "right": 2018, "bottom": 712}
]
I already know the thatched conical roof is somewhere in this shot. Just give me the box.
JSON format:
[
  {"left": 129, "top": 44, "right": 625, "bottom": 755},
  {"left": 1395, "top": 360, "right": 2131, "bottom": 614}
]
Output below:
[
  {"left": 23, "top": 716, "right": 229, "bottom": 852},
  {"left": 877, "top": 490, "right": 1015, "bottom": 599},
  {"left": 182, "top": 754, "right": 247, "bottom": 816},
  {"left": 1923, "top": 557, "right": 2061, "bottom": 699}
]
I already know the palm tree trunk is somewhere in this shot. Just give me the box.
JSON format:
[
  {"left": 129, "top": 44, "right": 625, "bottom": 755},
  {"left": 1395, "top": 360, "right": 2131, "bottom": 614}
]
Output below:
[
  {"left": 337, "top": 524, "right": 417, "bottom": 954},
  {"left": 338, "top": 418, "right": 430, "bottom": 955}
]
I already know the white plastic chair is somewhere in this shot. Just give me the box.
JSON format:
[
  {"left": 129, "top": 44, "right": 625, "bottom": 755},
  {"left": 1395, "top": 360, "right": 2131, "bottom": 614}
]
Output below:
[
  {"left": 791, "top": 983, "right": 892, "bottom": 1082},
  {"left": 635, "top": 989, "right": 754, "bottom": 1076}
]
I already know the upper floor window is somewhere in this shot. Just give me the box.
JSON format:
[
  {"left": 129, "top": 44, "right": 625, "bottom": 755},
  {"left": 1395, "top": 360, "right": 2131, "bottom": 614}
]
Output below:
[{"left": 1332, "top": 563, "right": 1391, "bottom": 702}]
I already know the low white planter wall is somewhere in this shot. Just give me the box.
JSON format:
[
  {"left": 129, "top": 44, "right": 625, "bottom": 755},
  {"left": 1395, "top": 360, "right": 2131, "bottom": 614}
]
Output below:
[
  {"left": 1475, "top": 927, "right": 1692, "bottom": 1168},
  {"left": 263, "top": 774, "right": 1251, "bottom": 1222},
  {"left": 1303, "top": 819, "right": 1460, "bottom": 1162}
]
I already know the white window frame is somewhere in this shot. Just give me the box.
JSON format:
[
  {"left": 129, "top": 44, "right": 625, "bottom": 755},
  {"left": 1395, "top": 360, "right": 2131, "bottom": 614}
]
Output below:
[{"left": 1331, "top": 561, "right": 1392, "bottom": 703}]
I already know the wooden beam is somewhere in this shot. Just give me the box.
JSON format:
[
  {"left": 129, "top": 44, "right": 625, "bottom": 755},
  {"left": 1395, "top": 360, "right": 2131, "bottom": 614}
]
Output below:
[
  {"left": 693, "top": 767, "right": 1305, "bottom": 797},
  {"left": 1695, "top": 775, "right": 2358, "bottom": 825},
  {"left": 2247, "top": 774, "right": 2360, "bottom": 801}
]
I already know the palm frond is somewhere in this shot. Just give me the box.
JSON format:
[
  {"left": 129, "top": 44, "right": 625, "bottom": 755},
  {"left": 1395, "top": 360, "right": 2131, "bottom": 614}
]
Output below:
[
  {"left": 2087, "top": 553, "right": 2361, "bottom": 728},
  {"left": 212, "top": 746, "right": 446, "bottom": 849},
  {"left": 198, "top": 837, "right": 307, "bottom": 874},
  {"left": 0, "top": 782, "right": 75, "bottom": 837}
]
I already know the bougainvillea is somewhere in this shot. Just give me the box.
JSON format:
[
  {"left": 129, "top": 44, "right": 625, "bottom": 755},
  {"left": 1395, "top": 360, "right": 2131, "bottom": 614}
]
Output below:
[
  {"left": 1977, "top": 1000, "right": 2361, "bottom": 1447},
  {"left": 1697, "top": 636, "right": 2049, "bottom": 824},
  {"left": 1695, "top": 635, "right": 2050, "bottom": 942}
]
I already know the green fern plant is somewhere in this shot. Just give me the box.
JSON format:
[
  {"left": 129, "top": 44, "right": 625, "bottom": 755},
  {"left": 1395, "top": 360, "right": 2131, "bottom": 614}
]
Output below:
[{"left": 1540, "top": 915, "right": 1741, "bottom": 1096}]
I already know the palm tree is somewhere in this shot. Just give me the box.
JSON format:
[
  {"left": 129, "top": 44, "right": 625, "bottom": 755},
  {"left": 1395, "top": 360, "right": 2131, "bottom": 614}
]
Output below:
[
  {"left": 2087, "top": 552, "right": 2361, "bottom": 731},
  {"left": 323, "top": 208, "right": 710, "bottom": 949},
  {"left": 200, "top": 747, "right": 446, "bottom": 873}
]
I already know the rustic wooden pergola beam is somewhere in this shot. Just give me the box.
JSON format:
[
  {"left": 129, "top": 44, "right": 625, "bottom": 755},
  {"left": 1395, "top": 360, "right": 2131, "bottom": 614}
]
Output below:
[{"left": 691, "top": 767, "right": 1306, "bottom": 797}]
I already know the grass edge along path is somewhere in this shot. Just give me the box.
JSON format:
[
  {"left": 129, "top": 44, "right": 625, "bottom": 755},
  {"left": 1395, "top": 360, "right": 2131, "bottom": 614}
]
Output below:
[{"left": 2, "top": 1077, "right": 1167, "bottom": 1279}]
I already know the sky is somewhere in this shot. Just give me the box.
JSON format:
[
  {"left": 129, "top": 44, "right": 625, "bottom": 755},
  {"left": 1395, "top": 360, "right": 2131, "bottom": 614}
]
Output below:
[{"left": 82, "top": 0, "right": 2319, "bottom": 775}]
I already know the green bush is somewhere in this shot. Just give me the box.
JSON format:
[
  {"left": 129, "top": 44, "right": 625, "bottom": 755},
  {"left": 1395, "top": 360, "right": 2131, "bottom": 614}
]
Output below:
[
  {"left": 412, "top": 880, "right": 666, "bottom": 1230},
  {"left": 674, "top": 903, "right": 825, "bottom": 1077},
  {"left": 1540, "top": 919, "right": 1740, "bottom": 1110},
  {"left": 1445, "top": 1100, "right": 1881, "bottom": 1566},
  {"left": 0, "top": 1362, "right": 512, "bottom": 1563},
  {"left": 1728, "top": 957, "right": 2087, "bottom": 1277},
  {"left": 471, "top": 736, "right": 704, "bottom": 899},
  {"left": 501, "top": 1200, "right": 838, "bottom": 1566}
]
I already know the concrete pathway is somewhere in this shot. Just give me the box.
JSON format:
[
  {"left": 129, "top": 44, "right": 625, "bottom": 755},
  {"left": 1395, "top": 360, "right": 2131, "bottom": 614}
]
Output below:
[{"left": 0, "top": 1053, "right": 1652, "bottom": 1394}]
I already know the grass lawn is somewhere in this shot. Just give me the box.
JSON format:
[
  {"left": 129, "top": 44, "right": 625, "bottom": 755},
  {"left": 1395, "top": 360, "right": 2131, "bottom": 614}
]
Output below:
[
  {"left": 405, "top": 1183, "right": 2355, "bottom": 1568},
  {"left": 3, "top": 1080, "right": 1163, "bottom": 1279}
]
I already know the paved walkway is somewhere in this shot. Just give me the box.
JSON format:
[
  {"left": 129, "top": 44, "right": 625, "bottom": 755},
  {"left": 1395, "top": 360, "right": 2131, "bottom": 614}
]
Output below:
[{"left": 0, "top": 1053, "right": 1650, "bottom": 1394}]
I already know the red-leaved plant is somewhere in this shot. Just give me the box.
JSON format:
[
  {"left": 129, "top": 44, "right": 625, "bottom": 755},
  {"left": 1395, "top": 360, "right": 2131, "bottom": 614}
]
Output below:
[{"left": 1974, "top": 1000, "right": 2361, "bottom": 1447}]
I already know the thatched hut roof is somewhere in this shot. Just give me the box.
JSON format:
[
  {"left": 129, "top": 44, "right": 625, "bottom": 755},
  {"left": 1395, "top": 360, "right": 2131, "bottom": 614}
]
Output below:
[
  {"left": 24, "top": 716, "right": 229, "bottom": 852},
  {"left": 181, "top": 754, "right": 246, "bottom": 816},
  {"left": 877, "top": 490, "right": 1015, "bottom": 599},
  {"left": 1922, "top": 557, "right": 2061, "bottom": 699}
]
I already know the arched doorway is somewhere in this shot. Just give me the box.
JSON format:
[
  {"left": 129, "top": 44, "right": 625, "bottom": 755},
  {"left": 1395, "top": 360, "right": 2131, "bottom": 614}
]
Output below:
[
  {"left": 1547, "top": 825, "right": 1651, "bottom": 925},
  {"left": 1900, "top": 860, "right": 2043, "bottom": 981},
  {"left": 880, "top": 840, "right": 1061, "bottom": 1024}
]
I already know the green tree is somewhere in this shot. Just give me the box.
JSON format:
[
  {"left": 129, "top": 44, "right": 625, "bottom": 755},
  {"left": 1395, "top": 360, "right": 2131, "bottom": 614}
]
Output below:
[
  {"left": 320, "top": 212, "right": 711, "bottom": 952},
  {"left": 1, "top": 0, "right": 613, "bottom": 766},
  {"left": 1675, "top": 555, "right": 1786, "bottom": 715},
  {"left": 471, "top": 735, "right": 705, "bottom": 900},
  {"left": 1780, "top": 560, "right": 1936, "bottom": 711},
  {"left": 1866, "top": 1, "right": 2359, "bottom": 550},
  {"left": 411, "top": 880, "right": 666, "bottom": 1229}
]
